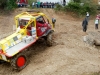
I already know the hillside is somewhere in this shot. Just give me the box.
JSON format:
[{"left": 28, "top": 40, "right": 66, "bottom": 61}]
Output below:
[{"left": 0, "top": 8, "right": 100, "bottom": 75}]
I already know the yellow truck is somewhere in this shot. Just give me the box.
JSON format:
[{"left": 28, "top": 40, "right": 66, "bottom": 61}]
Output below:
[{"left": 0, "top": 11, "right": 55, "bottom": 70}]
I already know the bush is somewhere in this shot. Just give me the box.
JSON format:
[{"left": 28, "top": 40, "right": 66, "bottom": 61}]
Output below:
[
  {"left": 54, "top": 4, "right": 63, "bottom": 11},
  {"left": 0, "top": 0, "right": 17, "bottom": 10},
  {"left": 73, "top": 0, "right": 81, "bottom": 3},
  {"left": 5, "top": 0, "right": 17, "bottom": 10},
  {"left": 65, "top": 2, "right": 80, "bottom": 13},
  {"left": 55, "top": 1, "right": 97, "bottom": 16},
  {"left": 0, "top": 0, "right": 7, "bottom": 8}
]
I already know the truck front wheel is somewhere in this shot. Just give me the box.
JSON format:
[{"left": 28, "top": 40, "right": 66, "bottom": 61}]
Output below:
[
  {"left": 10, "top": 52, "right": 28, "bottom": 71},
  {"left": 46, "top": 32, "right": 54, "bottom": 46}
]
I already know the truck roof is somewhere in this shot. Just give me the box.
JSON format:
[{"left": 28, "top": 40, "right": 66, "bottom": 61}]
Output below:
[{"left": 15, "top": 11, "right": 45, "bottom": 19}]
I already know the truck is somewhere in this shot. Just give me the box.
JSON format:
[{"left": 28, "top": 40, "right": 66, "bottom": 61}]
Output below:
[
  {"left": 16, "top": 0, "right": 28, "bottom": 7},
  {"left": 0, "top": 11, "right": 55, "bottom": 71}
]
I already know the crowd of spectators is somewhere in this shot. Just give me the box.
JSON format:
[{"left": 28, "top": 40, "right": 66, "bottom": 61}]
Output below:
[
  {"left": 32, "top": 2, "right": 60, "bottom": 8},
  {"left": 17, "top": 1, "right": 64, "bottom": 9}
]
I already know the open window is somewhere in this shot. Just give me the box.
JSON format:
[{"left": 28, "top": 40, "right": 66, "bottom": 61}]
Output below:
[
  {"left": 18, "top": 19, "right": 29, "bottom": 28},
  {"left": 27, "top": 22, "right": 34, "bottom": 30},
  {"left": 36, "top": 16, "right": 45, "bottom": 24},
  {"left": 27, "top": 22, "right": 36, "bottom": 36},
  {"left": 42, "top": 16, "right": 49, "bottom": 24}
]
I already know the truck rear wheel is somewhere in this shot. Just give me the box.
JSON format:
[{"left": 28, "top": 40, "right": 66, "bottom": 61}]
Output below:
[
  {"left": 10, "top": 52, "right": 28, "bottom": 71},
  {"left": 0, "top": 60, "right": 5, "bottom": 64},
  {"left": 46, "top": 32, "right": 54, "bottom": 46}
]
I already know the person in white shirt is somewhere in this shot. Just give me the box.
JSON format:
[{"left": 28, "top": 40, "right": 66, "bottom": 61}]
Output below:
[
  {"left": 32, "top": 2, "right": 35, "bottom": 8},
  {"left": 86, "top": 12, "right": 89, "bottom": 22},
  {"left": 95, "top": 19, "right": 99, "bottom": 29}
]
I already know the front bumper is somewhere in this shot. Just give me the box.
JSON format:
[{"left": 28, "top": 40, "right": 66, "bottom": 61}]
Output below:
[{"left": 0, "top": 51, "right": 9, "bottom": 62}]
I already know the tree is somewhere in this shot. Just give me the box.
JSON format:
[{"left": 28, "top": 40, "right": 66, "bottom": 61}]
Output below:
[
  {"left": 73, "top": 0, "right": 81, "bottom": 3},
  {"left": 0, "top": 0, "right": 17, "bottom": 10},
  {"left": 0, "top": 0, "right": 7, "bottom": 8}
]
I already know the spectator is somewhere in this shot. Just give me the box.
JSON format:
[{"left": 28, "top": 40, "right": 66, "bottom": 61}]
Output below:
[
  {"left": 32, "top": 2, "right": 35, "bottom": 8},
  {"left": 82, "top": 18, "right": 88, "bottom": 32},
  {"left": 51, "top": 2, "right": 54, "bottom": 8},
  {"left": 95, "top": 19, "right": 99, "bottom": 29},
  {"left": 43, "top": 2, "right": 46, "bottom": 8},
  {"left": 18, "top": 3, "right": 21, "bottom": 7},
  {"left": 48, "top": 2, "right": 51, "bottom": 8},
  {"left": 37, "top": 1, "right": 40, "bottom": 8},
  {"left": 35, "top": 2, "right": 38, "bottom": 8},
  {"left": 40, "top": 2, "right": 43, "bottom": 8},
  {"left": 97, "top": 13, "right": 100, "bottom": 19},
  {"left": 86, "top": 12, "right": 90, "bottom": 22},
  {"left": 48, "top": 2, "right": 50, "bottom": 8},
  {"left": 63, "top": 1, "right": 66, "bottom": 6},
  {"left": 96, "top": 15, "right": 100, "bottom": 20},
  {"left": 46, "top": 2, "right": 48, "bottom": 8}
]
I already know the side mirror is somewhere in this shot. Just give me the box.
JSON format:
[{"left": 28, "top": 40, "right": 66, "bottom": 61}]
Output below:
[
  {"left": 54, "top": 19, "right": 56, "bottom": 23},
  {"left": 52, "top": 18, "right": 56, "bottom": 23}
]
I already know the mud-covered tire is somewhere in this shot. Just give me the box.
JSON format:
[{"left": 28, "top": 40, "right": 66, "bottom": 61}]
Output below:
[
  {"left": 0, "top": 60, "right": 5, "bottom": 64},
  {"left": 10, "top": 52, "right": 29, "bottom": 71},
  {"left": 46, "top": 32, "right": 54, "bottom": 46}
]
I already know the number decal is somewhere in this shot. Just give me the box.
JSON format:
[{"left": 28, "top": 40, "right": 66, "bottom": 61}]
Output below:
[{"left": 41, "top": 27, "right": 45, "bottom": 32}]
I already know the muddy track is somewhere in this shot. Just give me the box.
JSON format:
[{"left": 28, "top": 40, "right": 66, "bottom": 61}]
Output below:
[{"left": 0, "top": 8, "right": 100, "bottom": 75}]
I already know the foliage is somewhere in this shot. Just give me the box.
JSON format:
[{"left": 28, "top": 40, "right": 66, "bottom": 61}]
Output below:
[
  {"left": 54, "top": 4, "right": 63, "bottom": 11},
  {"left": 73, "top": 0, "right": 81, "bottom": 3},
  {"left": 0, "top": 0, "right": 17, "bottom": 10},
  {"left": 0, "top": 0, "right": 7, "bottom": 8},
  {"left": 5, "top": 0, "right": 17, "bottom": 10},
  {"left": 66, "top": 2, "right": 80, "bottom": 13},
  {"left": 0, "top": 0, "right": 37, "bottom": 10},
  {"left": 54, "top": 0, "right": 97, "bottom": 16}
]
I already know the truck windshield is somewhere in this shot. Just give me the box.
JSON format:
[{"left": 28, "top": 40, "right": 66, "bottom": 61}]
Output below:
[{"left": 18, "top": 19, "right": 29, "bottom": 27}]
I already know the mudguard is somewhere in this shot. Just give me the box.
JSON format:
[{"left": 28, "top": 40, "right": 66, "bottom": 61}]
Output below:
[{"left": 42, "top": 29, "right": 54, "bottom": 37}]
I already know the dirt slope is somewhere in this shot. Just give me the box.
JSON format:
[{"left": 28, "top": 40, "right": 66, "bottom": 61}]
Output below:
[{"left": 0, "top": 8, "right": 100, "bottom": 75}]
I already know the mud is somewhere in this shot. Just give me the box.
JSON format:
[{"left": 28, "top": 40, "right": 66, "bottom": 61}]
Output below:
[{"left": 0, "top": 8, "right": 100, "bottom": 75}]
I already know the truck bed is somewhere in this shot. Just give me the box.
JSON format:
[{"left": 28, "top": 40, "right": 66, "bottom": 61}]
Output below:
[{"left": 5, "top": 37, "right": 36, "bottom": 57}]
